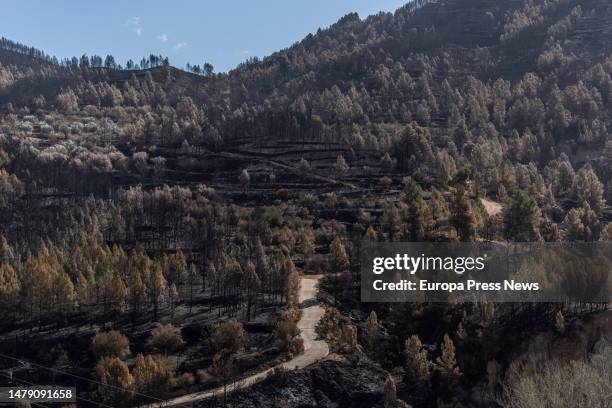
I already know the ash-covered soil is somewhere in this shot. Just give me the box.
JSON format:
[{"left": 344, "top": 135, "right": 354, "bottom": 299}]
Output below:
[{"left": 227, "top": 353, "right": 388, "bottom": 408}]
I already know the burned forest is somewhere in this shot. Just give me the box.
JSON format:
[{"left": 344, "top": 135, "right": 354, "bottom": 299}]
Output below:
[{"left": 0, "top": 0, "right": 610, "bottom": 407}]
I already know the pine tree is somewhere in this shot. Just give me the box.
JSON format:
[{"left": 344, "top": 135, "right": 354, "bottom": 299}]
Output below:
[
  {"left": 540, "top": 216, "right": 560, "bottom": 242},
  {"left": 330, "top": 237, "right": 349, "bottom": 272},
  {"left": 330, "top": 237, "right": 349, "bottom": 304},
  {"left": 297, "top": 158, "right": 311, "bottom": 174},
  {"left": 404, "top": 335, "right": 431, "bottom": 389},
  {"left": 573, "top": 164, "right": 604, "bottom": 212},
  {"left": 239, "top": 169, "right": 250, "bottom": 191},
  {"left": 279, "top": 225, "right": 296, "bottom": 251},
  {"left": 128, "top": 269, "right": 147, "bottom": 317},
  {"left": 253, "top": 239, "right": 269, "bottom": 289},
  {"left": 404, "top": 180, "right": 427, "bottom": 240},
  {"left": 504, "top": 190, "right": 541, "bottom": 241},
  {"left": 335, "top": 154, "right": 349, "bottom": 174},
  {"left": 148, "top": 262, "right": 167, "bottom": 320},
  {"left": 187, "top": 263, "right": 197, "bottom": 312},
  {"left": 299, "top": 228, "right": 316, "bottom": 259},
  {"left": 363, "top": 311, "right": 380, "bottom": 349},
  {"left": 436, "top": 334, "right": 461, "bottom": 389},
  {"left": 564, "top": 208, "right": 586, "bottom": 241},
  {"left": 282, "top": 256, "right": 300, "bottom": 306},
  {"left": 210, "top": 351, "right": 236, "bottom": 407},
  {"left": 600, "top": 223, "right": 612, "bottom": 241},
  {"left": 243, "top": 260, "right": 260, "bottom": 319},
  {"left": 0, "top": 263, "right": 19, "bottom": 310},
  {"left": 554, "top": 310, "right": 565, "bottom": 334},
  {"left": 383, "top": 374, "right": 397, "bottom": 408},
  {"left": 364, "top": 225, "right": 377, "bottom": 242},
  {"left": 429, "top": 188, "right": 449, "bottom": 231},
  {"left": 95, "top": 357, "right": 133, "bottom": 405},
  {"left": 132, "top": 354, "right": 176, "bottom": 398},
  {"left": 451, "top": 187, "right": 477, "bottom": 241}
]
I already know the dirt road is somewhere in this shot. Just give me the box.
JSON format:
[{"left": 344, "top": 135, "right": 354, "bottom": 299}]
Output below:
[
  {"left": 480, "top": 197, "right": 503, "bottom": 217},
  {"left": 139, "top": 275, "right": 329, "bottom": 407}
]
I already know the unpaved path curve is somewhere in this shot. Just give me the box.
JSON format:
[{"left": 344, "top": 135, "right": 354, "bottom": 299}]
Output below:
[
  {"left": 139, "top": 275, "right": 329, "bottom": 407},
  {"left": 480, "top": 197, "right": 503, "bottom": 217}
]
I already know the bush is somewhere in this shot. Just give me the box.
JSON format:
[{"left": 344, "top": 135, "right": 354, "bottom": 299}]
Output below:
[
  {"left": 210, "top": 320, "right": 246, "bottom": 353},
  {"left": 268, "top": 366, "right": 289, "bottom": 387},
  {"left": 147, "top": 323, "right": 184, "bottom": 354},
  {"left": 132, "top": 354, "right": 176, "bottom": 398},
  {"left": 70, "top": 122, "right": 83, "bottom": 134},
  {"left": 175, "top": 372, "right": 195, "bottom": 388},
  {"left": 276, "top": 188, "right": 290, "bottom": 200},
  {"left": 275, "top": 320, "right": 300, "bottom": 350},
  {"left": 290, "top": 337, "right": 304, "bottom": 356},
  {"left": 83, "top": 122, "right": 98, "bottom": 132},
  {"left": 196, "top": 369, "right": 213, "bottom": 385},
  {"left": 91, "top": 330, "right": 130, "bottom": 360},
  {"left": 18, "top": 122, "right": 33, "bottom": 132},
  {"left": 40, "top": 123, "right": 53, "bottom": 134}
]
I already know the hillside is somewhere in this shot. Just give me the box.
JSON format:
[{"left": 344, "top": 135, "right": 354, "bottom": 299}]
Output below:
[
  {"left": 0, "top": 0, "right": 610, "bottom": 200},
  {"left": 0, "top": 0, "right": 610, "bottom": 407}
]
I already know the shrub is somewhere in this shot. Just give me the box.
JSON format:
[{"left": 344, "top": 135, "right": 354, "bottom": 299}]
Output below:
[
  {"left": 18, "top": 122, "right": 33, "bottom": 132},
  {"left": 210, "top": 320, "right": 246, "bottom": 353},
  {"left": 91, "top": 330, "right": 130, "bottom": 360},
  {"left": 40, "top": 123, "right": 53, "bottom": 134},
  {"left": 175, "top": 372, "right": 195, "bottom": 388},
  {"left": 147, "top": 323, "right": 184, "bottom": 354},
  {"left": 196, "top": 369, "right": 213, "bottom": 385},
  {"left": 276, "top": 188, "right": 290, "bottom": 200},
  {"left": 83, "top": 122, "right": 98, "bottom": 133},
  {"left": 132, "top": 354, "right": 176, "bottom": 398},
  {"left": 290, "top": 337, "right": 304, "bottom": 356},
  {"left": 275, "top": 320, "right": 299, "bottom": 350},
  {"left": 70, "top": 122, "right": 83, "bottom": 134}
]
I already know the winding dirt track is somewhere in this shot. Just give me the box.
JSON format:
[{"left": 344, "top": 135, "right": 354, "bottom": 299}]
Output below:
[{"left": 139, "top": 275, "right": 329, "bottom": 407}]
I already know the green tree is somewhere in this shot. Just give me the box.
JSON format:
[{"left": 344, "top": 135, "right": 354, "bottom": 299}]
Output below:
[
  {"left": 451, "top": 187, "right": 477, "bottom": 241},
  {"left": 504, "top": 190, "right": 541, "bottom": 241},
  {"left": 404, "top": 180, "right": 427, "bottom": 240}
]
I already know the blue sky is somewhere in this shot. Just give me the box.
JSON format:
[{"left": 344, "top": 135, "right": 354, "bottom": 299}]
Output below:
[{"left": 2, "top": 0, "right": 407, "bottom": 72}]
